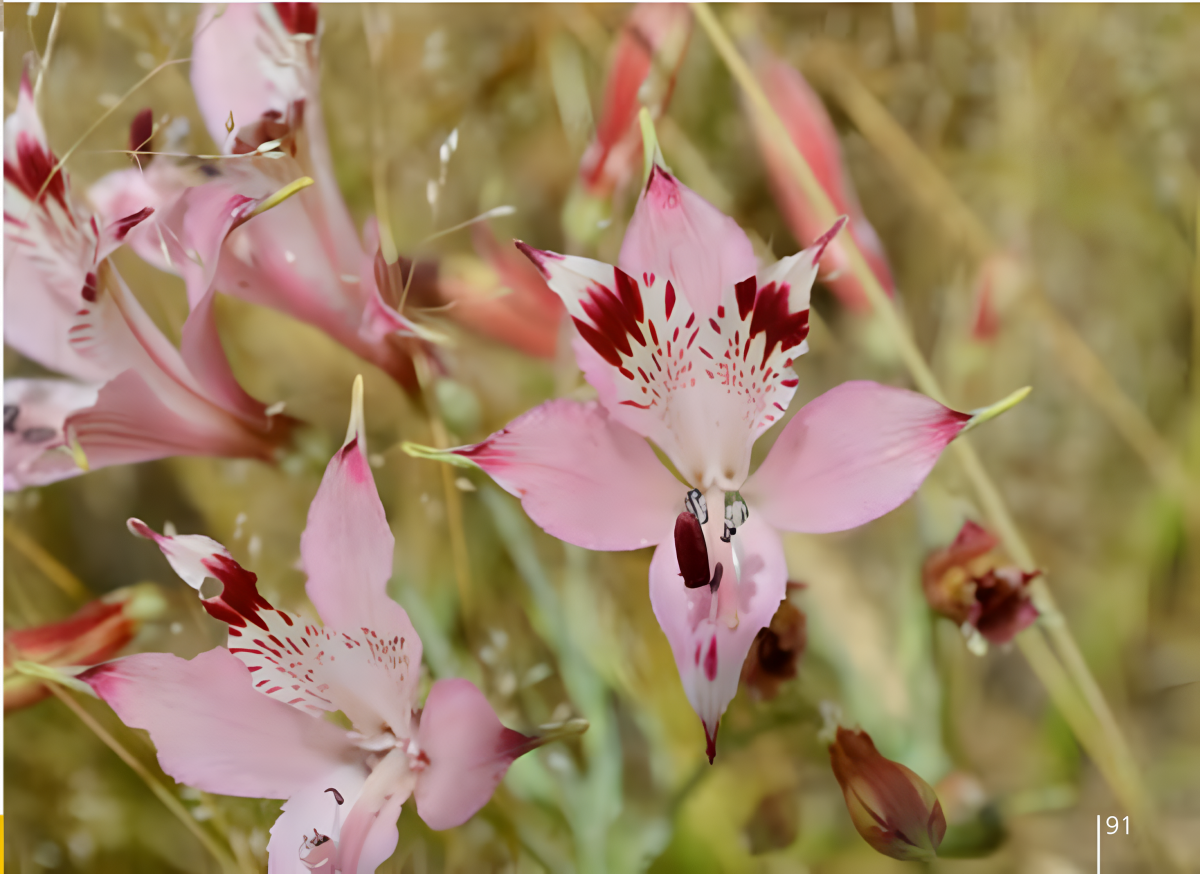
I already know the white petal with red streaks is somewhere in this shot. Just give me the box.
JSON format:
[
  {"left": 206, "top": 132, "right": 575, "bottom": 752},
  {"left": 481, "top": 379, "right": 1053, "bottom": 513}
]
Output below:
[{"left": 520, "top": 215, "right": 835, "bottom": 490}]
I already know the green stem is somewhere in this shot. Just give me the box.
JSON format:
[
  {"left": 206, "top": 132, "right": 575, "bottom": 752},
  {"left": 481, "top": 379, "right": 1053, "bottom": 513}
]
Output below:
[{"left": 690, "top": 4, "right": 1180, "bottom": 869}]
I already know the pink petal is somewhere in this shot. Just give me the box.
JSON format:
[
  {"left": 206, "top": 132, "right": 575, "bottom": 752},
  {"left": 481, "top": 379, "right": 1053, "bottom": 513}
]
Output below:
[
  {"left": 648, "top": 514, "right": 788, "bottom": 761},
  {"left": 4, "top": 378, "right": 99, "bottom": 491},
  {"left": 88, "top": 164, "right": 190, "bottom": 274},
  {"left": 59, "top": 369, "right": 282, "bottom": 479},
  {"left": 300, "top": 383, "right": 424, "bottom": 700},
  {"left": 191, "top": 4, "right": 308, "bottom": 151},
  {"left": 82, "top": 648, "right": 360, "bottom": 798},
  {"left": 619, "top": 165, "right": 757, "bottom": 318},
  {"left": 451, "top": 399, "right": 682, "bottom": 551},
  {"left": 267, "top": 765, "right": 369, "bottom": 874},
  {"left": 415, "top": 679, "right": 537, "bottom": 831},
  {"left": 333, "top": 748, "right": 412, "bottom": 874},
  {"left": 743, "top": 381, "right": 969, "bottom": 534},
  {"left": 754, "top": 58, "right": 895, "bottom": 311},
  {"left": 181, "top": 287, "right": 279, "bottom": 424}
]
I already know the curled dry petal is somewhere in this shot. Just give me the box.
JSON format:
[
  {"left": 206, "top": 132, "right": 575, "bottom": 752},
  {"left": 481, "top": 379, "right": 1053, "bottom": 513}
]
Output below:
[
  {"left": 740, "top": 597, "right": 807, "bottom": 701},
  {"left": 922, "top": 520, "right": 1040, "bottom": 645},
  {"left": 829, "top": 726, "right": 947, "bottom": 861}
]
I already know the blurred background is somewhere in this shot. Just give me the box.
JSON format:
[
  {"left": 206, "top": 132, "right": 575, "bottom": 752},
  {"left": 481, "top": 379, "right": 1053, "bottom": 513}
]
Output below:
[{"left": 6, "top": 3, "right": 1200, "bottom": 872}]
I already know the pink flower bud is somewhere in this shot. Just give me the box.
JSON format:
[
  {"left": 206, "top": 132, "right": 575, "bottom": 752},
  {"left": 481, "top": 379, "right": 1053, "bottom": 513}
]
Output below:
[
  {"left": 4, "top": 584, "right": 164, "bottom": 711},
  {"left": 579, "top": 4, "right": 692, "bottom": 198},
  {"left": 753, "top": 57, "right": 895, "bottom": 312},
  {"left": 829, "top": 726, "right": 947, "bottom": 861}
]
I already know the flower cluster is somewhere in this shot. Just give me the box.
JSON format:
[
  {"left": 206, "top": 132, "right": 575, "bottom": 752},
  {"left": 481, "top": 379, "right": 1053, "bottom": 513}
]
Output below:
[{"left": 3, "top": 4, "right": 1033, "bottom": 869}]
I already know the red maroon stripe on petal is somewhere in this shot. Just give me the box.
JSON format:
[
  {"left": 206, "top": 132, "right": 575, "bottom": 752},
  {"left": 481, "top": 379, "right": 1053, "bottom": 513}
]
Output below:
[
  {"left": 573, "top": 316, "right": 623, "bottom": 366},
  {"left": 747, "top": 281, "right": 809, "bottom": 368}
]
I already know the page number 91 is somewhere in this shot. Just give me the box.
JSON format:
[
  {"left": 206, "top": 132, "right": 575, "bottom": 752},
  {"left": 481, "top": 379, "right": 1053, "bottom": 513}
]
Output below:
[{"left": 1106, "top": 816, "right": 1129, "bottom": 834}]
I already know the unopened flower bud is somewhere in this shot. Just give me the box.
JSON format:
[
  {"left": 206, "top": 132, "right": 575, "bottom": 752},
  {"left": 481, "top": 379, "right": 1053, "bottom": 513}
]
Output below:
[
  {"left": 829, "top": 726, "right": 947, "bottom": 861},
  {"left": 4, "top": 583, "right": 165, "bottom": 711},
  {"left": 922, "top": 521, "right": 1040, "bottom": 646}
]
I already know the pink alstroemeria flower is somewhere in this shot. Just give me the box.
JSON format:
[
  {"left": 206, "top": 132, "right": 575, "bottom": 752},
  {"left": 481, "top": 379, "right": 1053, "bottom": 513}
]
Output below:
[
  {"left": 83, "top": 382, "right": 553, "bottom": 873},
  {"left": 440, "top": 163, "right": 995, "bottom": 760},
  {"left": 578, "top": 4, "right": 692, "bottom": 199},
  {"left": 752, "top": 56, "right": 895, "bottom": 312},
  {"left": 90, "top": 3, "right": 434, "bottom": 394},
  {"left": 3, "top": 73, "right": 291, "bottom": 490}
]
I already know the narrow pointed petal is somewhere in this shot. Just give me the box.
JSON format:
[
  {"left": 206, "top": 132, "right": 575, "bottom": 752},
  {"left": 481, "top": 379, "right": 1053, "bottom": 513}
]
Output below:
[
  {"left": 88, "top": 164, "right": 191, "bottom": 274},
  {"left": 334, "top": 747, "right": 412, "bottom": 874},
  {"left": 743, "top": 381, "right": 969, "bottom": 534},
  {"left": 301, "top": 379, "right": 423, "bottom": 685},
  {"left": 754, "top": 58, "right": 895, "bottom": 311},
  {"left": 649, "top": 515, "right": 788, "bottom": 759},
  {"left": 415, "top": 679, "right": 537, "bottom": 830},
  {"left": 619, "top": 165, "right": 756, "bottom": 318},
  {"left": 4, "top": 378, "right": 99, "bottom": 491},
  {"left": 81, "top": 648, "right": 360, "bottom": 799},
  {"left": 449, "top": 399, "right": 682, "bottom": 551}
]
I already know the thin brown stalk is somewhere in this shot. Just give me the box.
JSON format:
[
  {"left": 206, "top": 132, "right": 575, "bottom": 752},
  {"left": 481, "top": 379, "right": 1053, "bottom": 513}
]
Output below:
[
  {"left": 691, "top": 4, "right": 1181, "bottom": 868},
  {"left": 45, "top": 682, "right": 240, "bottom": 874}
]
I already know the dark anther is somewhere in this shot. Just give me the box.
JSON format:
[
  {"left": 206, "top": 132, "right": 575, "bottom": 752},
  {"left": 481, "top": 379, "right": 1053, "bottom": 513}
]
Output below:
[
  {"left": 325, "top": 787, "right": 344, "bottom": 805},
  {"left": 4, "top": 404, "right": 18, "bottom": 433},
  {"left": 720, "top": 522, "right": 735, "bottom": 543},
  {"left": 675, "top": 512, "right": 711, "bottom": 589},
  {"left": 709, "top": 562, "right": 724, "bottom": 594},
  {"left": 21, "top": 427, "right": 56, "bottom": 444},
  {"left": 310, "top": 830, "right": 330, "bottom": 847},
  {"left": 684, "top": 488, "right": 708, "bottom": 524}
]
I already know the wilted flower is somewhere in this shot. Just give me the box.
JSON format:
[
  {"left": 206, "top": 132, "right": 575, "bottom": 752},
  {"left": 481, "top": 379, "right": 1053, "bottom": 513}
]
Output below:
[
  {"left": 829, "top": 725, "right": 947, "bottom": 861},
  {"left": 740, "top": 593, "right": 806, "bottom": 701},
  {"left": 922, "top": 520, "right": 1040, "bottom": 647},
  {"left": 578, "top": 4, "right": 692, "bottom": 199},
  {"left": 419, "top": 151, "right": 1021, "bottom": 760},
  {"left": 4, "top": 584, "right": 165, "bottom": 712},
  {"left": 82, "top": 380, "right": 563, "bottom": 872},
  {"left": 751, "top": 56, "right": 895, "bottom": 312},
  {"left": 3, "top": 71, "right": 293, "bottom": 490}
]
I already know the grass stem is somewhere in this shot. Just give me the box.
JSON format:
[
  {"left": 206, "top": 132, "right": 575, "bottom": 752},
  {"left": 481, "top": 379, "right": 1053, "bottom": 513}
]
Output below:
[{"left": 691, "top": 4, "right": 1182, "bottom": 868}]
